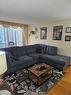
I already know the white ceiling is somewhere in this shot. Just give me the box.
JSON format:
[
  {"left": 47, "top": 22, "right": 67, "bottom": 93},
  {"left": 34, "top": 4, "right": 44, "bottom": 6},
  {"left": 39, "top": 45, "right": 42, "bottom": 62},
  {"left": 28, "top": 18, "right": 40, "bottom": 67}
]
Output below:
[{"left": 0, "top": 0, "right": 71, "bottom": 24}]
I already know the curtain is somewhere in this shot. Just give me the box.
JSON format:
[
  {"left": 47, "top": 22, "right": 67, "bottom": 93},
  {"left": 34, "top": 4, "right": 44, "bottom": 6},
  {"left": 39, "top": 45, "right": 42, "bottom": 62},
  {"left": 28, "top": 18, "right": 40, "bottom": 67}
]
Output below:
[{"left": 0, "top": 26, "right": 24, "bottom": 48}]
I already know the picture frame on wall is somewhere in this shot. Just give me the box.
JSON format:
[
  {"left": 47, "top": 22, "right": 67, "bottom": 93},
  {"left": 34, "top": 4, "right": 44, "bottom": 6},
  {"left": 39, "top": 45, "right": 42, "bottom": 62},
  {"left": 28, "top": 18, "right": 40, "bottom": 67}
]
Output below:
[
  {"left": 65, "top": 27, "right": 71, "bottom": 33},
  {"left": 65, "top": 36, "right": 71, "bottom": 41},
  {"left": 40, "top": 27, "right": 47, "bottom": 39},
  {"left": 53, "top": 26, "right": 63, "bottom": 40}
]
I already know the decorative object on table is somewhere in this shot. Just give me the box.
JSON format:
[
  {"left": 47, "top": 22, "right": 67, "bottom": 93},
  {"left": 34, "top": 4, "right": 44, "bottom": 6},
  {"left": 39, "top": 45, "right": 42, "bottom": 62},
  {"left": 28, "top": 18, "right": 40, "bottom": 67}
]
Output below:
[
  {"left": 0, "top": 51, "right": 7, "bottom": 85},
  {"left": 65, "top": 27, "right": 71, "bottom": 33},
  {"left": 53, "top": 26, "right": 63, "bottom": 40},
  {"left": 4, "top": 68, "right": 63, "bottom": 95},
  {"left": 40, "top": 27, "right": 47, "bottom": 39},
  {"left": 37, "top": 65, "right": 47, "bottom": 71},
  {"left": 65, "top": 36, "right": 71, "bottom": 41},
  {"left": 9, "top": 41, "right": 14, "bottom": 47},
  {"left": 0, "top": 90, "right": 11, "bottom": 95}
]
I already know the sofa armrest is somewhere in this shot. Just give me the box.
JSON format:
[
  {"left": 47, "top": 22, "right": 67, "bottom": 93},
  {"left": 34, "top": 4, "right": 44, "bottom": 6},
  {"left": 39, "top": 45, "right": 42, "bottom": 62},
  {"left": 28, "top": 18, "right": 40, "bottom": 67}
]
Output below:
[
  {"left": 57, "top": 54, "right": 70, "bottom": 63},
  {"left": 5, "top": 51, "right": 18, "bottom": 64}
]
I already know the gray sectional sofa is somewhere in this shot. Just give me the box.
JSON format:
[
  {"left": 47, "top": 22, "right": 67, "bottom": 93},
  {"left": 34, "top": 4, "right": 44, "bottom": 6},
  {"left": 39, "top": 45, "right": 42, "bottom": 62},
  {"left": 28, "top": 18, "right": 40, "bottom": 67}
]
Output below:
[{"left": 0, "top": 44, "right": 70, "bottom": 75}]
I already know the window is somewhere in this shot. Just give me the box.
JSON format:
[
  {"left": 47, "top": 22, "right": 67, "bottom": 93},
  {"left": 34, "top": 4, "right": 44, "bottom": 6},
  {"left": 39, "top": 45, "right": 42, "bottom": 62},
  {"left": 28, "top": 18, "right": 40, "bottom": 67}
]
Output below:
[
  {"left": 0, "top": 26, "right": 24, "bottom": 48},
  {"left": 0, "top": 28, "right": 6, "bottom": 48}
]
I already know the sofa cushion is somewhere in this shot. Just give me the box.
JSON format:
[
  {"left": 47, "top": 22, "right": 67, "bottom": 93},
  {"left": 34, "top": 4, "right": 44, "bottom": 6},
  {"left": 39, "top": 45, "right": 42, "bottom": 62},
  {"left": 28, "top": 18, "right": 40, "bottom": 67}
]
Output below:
[
  {"left": 29, "top": 53, "right": 41, "bottom": 63},
  {"left": 45, "top": 46, "right": 57, "bottom": 55},
  {"left": 41, "top": 54, "right": 70, "bottom": 64},
  {"left": 40, "top": 54, "right": 70, "bottom": 70},
  {"left": 9, "top": 46, "right": 26, "bottom": 58},
  {"left": 25, "top": 45, "right": 36, "bottom": 55},
  {"left": 6, "top": 55, "right": 34, "bottom": 74},
  {"left": 8, "top": 56, "right": 34, "bottom": 68},
  {"left": 36, "top": 44, "right": 47, "bottom": 54},
  {"left": 18, "top": 56, "right": 34, "bottom": 67},
  {"left": 16, "top": 46, "right": 27, "bottom": 57},
  {"left": 18, "top": 56, "right": 31, "bottom": 60},
  {"left": 9, "top": 46, "right": 20, "bottom": 58}
]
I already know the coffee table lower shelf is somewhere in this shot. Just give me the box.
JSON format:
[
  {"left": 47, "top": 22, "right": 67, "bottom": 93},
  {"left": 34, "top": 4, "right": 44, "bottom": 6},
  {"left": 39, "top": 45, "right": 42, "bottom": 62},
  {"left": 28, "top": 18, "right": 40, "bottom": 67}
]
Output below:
[{"left": 29, "top": 71, "right": 52, "bottom": 86}]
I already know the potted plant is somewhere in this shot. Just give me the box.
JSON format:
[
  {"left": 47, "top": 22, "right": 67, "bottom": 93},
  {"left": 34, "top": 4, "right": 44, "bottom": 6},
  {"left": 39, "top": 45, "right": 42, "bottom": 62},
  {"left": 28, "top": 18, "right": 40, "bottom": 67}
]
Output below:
[{"left": 29, "top": 30, "right": 36, "bottom": 36}]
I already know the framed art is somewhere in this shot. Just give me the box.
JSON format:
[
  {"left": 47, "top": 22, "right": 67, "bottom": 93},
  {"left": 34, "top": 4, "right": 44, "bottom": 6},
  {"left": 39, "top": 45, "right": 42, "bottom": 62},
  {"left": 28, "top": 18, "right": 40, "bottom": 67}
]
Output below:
[
  {"left": 65, "top": 36, "right": 71, "bottom": 41},
  {"left": 40, "top": 27, "right": 47, "bottom": 39},
  {"left": 65, "top": 27, "right": 71, "bottom": 33},
  {"left": 53, "top": 26, "right": 63, "bottom": 40}
]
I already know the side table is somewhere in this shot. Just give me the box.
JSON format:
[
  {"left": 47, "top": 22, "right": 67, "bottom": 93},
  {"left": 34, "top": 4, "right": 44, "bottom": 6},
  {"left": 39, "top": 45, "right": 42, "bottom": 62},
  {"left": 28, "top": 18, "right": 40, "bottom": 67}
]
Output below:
[{"left": 0, "top": 82, "right": 15, "bottom": 95}]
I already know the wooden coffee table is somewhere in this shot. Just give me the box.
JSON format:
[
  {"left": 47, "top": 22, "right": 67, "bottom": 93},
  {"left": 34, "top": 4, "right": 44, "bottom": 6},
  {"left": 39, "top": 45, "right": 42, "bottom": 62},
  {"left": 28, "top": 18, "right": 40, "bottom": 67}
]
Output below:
[{"left": 28, "top": 63, "right": 53, "bottom": 86}]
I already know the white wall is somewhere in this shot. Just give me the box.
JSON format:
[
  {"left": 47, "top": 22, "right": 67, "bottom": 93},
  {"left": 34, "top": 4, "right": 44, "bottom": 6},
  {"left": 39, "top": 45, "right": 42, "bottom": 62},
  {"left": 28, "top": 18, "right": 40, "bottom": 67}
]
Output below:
[{"left": 28, "top": 19, "right": 71, "bottom": 57}]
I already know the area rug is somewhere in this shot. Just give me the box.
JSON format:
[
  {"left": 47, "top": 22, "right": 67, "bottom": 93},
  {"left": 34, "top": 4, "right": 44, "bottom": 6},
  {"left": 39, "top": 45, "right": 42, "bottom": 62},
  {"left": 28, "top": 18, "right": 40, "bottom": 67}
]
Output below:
[{"left": 4, "top": 68, "right": 64, "bottom": 95}]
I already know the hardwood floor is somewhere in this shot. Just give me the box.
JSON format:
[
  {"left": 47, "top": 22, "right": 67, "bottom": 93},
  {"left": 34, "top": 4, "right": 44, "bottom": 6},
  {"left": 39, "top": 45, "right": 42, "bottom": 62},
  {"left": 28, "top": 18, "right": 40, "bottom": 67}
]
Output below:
[{"left": 48, "top": 66, "right": 71, "bottom": 95}]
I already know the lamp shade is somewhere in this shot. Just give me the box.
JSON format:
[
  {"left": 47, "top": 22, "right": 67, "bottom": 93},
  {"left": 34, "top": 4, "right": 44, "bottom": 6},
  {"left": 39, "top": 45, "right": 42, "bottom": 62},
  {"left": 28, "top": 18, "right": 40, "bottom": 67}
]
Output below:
[{"left": 0, "top": 51, "right": 7, "bottom": 75}]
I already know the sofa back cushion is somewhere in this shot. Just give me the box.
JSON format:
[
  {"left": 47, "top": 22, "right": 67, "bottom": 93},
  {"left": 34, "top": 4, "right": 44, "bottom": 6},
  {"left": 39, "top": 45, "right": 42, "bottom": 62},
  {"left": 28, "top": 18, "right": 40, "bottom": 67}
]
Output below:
[
  {"left": 45, "top": 46, "right": 57, "bottom": 55},
  {"left": 17, "top": 46, "right": 27, "bottom": 57},
  {"left": 25, "top": 45, "right": 37, "bottom": 55},
  {"left": 36, "top": 44, "right": 47, "bottom": 54},
  {"left": 9, "top": 46, "right": 26, "bottom": 58}
]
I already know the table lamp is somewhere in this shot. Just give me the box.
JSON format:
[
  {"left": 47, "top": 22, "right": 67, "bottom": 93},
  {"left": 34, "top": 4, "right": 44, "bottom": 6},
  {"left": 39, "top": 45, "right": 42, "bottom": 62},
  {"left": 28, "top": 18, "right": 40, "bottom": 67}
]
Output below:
[{"left": 0, "top": 51, "right": 7, "bottom": 85}]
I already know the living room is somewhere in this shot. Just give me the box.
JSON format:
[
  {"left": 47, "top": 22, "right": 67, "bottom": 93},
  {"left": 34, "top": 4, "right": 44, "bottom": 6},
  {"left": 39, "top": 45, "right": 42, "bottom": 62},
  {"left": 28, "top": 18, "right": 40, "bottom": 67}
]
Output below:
[{"left": 0, "top": 0, "right": 71, "bottom": 95}]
